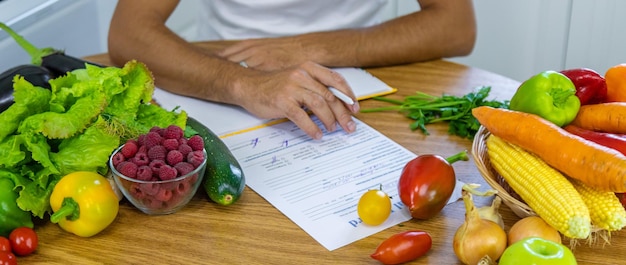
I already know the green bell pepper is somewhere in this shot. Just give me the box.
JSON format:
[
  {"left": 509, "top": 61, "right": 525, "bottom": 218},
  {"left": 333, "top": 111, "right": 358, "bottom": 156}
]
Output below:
[
  {"left": 510, "top": 70, "right": 581, "bottom": 126},
  {"left": 0, "top": 178, "right": 34, "bottom": 237}
]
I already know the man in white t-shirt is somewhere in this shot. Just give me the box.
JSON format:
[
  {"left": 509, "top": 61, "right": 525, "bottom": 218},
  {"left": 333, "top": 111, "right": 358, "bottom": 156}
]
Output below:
[{"left": 108, "top": 0, "right": 476, "bottom": 139}]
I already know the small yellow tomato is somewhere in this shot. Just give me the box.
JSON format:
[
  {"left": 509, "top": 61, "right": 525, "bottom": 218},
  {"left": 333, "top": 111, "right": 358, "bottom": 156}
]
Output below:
[{"left": 357, "top": 189, "right": 391, "bottom": 226}]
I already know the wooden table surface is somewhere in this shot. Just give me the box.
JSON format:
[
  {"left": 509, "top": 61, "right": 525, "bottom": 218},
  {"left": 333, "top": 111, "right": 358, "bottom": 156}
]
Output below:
[{"left": 18, "top": 42, "right": 625, "bottom": 264}]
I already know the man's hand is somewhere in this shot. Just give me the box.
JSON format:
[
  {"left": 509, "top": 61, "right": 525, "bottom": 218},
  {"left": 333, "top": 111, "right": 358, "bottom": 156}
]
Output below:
[
  {"left": 233, "top": 61, "right": 359, "bottom": 139},
  {"left": 218, "top": 37, "right": 310, "bottom": 71}
]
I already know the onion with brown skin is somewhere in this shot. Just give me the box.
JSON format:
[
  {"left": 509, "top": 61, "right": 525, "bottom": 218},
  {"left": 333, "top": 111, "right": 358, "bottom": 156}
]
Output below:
[
  {"left": 477, "top": 195, "right": 505, "bottom": 229},
  {"left": 453, "top": 189, "right": 507, "bottom": 265}
]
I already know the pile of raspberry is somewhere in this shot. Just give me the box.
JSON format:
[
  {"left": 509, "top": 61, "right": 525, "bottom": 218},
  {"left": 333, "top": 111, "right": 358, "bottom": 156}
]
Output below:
[
  {"left": 111, "top": 125, "right": 207, "bottom": 210},
  {"left": 111, "top": 125, "right": 206, "bottom": 181}
]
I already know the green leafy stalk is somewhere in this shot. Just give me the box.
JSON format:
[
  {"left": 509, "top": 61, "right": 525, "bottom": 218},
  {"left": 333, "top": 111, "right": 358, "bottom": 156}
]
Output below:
[
  {"left": 360, "top": 86, "right": 509, "bottom": 139},
  {"left": 0, "top": 22, "right": 56, "bottom": 65}
]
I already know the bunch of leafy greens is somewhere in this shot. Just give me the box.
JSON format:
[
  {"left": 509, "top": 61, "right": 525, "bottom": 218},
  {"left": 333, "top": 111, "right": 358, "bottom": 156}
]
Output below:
[
  {"left": 0, "top": 60, "right": 187, "bottom": 218},
  {"left": 360, "top": 86, "right": 509, "bottom": 139}
]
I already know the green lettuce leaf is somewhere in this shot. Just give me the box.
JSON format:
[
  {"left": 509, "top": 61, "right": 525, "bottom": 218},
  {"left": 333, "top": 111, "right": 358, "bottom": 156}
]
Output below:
[
  {"left": 16, "top": 169, "right": 58, "bottom": 219},
  {"left": 23, "top": 133, "right": 58, "bottom": 175},
  {"left": 104, "top": 61, "right": 154, "bottom": 123},
  {"left": 50, "top": 117, "right": 120, "bottom": 176},
  {"left": 0, "top": 135, "right": 27, "bottom": 168},
  {"left": 0, "top": 76, "right": 50, "bottom": 141}
]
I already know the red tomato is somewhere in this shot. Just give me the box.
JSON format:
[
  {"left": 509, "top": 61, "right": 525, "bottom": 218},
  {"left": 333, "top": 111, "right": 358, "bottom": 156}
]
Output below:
[
  {"left": 0, "top": 237, "right": 10, "bottom": 253},
  {"left": 9, "top": 227, "right": 38, "bottom": 256},
  {"left": 398, "top": 152, "right": 466, "bottom": 219},
  {"left": 370, "top": 230, "right": 432, "bottom": 265},
  {"left": 0, "top": 251, "right": 17, "bottom": 265}
]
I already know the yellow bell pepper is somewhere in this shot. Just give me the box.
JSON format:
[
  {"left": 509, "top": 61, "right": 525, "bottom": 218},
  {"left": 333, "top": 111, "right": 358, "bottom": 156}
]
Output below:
[{"left": 50, "top": 171, "right": 119, "bottom": 237}]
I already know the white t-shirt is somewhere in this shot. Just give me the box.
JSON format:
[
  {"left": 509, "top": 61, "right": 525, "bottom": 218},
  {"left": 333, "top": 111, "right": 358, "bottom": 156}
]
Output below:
[{"left": 196, "top": 0, "right": 389, "bottom": 40}]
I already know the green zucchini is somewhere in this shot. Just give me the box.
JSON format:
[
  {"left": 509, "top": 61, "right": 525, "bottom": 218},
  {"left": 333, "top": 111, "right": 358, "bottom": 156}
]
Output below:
[{"left": 186, "top": 117, "right": 245, "bottom": 205}]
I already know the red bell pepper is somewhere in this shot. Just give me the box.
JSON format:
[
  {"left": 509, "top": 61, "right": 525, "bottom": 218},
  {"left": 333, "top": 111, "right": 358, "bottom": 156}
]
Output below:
[
  {"left": 563, "top": 124, "right": 626, "bottom": 155},
  {"left": 560, "top": 68, "right": 607, "bottom": 105}
]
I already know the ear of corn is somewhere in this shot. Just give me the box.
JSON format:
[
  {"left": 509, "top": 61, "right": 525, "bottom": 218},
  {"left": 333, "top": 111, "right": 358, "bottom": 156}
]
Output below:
[
  {"left": 486, "top": 135, "right": 591, "bottom": 239},
  {"left": 570, "top": 178, "right": 626, "bottom": 232}
]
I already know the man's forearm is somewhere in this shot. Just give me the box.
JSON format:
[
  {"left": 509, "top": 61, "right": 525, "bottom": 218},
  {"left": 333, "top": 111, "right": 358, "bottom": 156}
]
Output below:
[{"left": 108, "top": 13, "right": 245, "bottom": 105}]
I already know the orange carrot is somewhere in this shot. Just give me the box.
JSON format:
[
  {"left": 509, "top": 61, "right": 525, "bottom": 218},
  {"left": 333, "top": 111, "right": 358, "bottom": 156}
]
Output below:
[
  {"left": 570, "top": 102, "right": 626, "bottom": 134},
  {"left": 472, "top": 106, "right": 626, "bottom": 192}
]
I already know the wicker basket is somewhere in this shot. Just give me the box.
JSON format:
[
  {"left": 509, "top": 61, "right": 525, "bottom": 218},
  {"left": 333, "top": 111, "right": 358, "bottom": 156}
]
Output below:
[{"left": 471, "top": 126, "right": 537, "bottom": 218}]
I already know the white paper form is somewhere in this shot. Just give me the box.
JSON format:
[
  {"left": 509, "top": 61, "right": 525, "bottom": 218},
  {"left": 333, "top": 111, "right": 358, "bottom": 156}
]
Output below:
[
  {"left": 220, "top": 116, "right": 461, "bottom": 251},
  {"left": 151, "top": 68, "right": 463, "bottom": 250}
]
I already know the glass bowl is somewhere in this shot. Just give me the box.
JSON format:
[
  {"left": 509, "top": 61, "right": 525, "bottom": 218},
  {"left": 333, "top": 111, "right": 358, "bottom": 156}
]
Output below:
[{"left": 108, "top": 145, "right": 207, "bottom": 215}]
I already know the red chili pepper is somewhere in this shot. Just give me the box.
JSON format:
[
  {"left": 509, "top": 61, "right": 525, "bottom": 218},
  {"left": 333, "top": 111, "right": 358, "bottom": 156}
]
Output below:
[
  {"left": 370, "top": 230, "right": 432, "bottom": 265},
  {"left": 563, "top": 124, "right": 626, "bottom": 155},
  {"left": 616, "top": 193, "right": 626, "bottom": 210},
  {"left": 560, "top": 68, "right": 608, "bottom": 105},
  {"left": 564, "top": 124, "right": 626, "bottom": 210}
]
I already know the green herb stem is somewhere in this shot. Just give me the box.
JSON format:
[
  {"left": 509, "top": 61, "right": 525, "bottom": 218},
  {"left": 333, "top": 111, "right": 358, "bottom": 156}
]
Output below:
[
  {"left": 445, "top": 150, "right": 469, "bottom": 164},
  {"left": 401, "top": 100, "right": 468, "bottom": 110},
  {"left": 360, "top": 86, "right": 509, "bottom": 139},
  {"left": 370, "top": 96, "right": 405, "bottom": 105},
  {"left": 359, "top": 106, "right": 403, "bottom": 113}
]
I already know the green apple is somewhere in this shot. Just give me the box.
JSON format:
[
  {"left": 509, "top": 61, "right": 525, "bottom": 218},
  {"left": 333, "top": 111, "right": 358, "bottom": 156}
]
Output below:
[{"left": 499, "top": 237, "right": 577, "bottom": 265}]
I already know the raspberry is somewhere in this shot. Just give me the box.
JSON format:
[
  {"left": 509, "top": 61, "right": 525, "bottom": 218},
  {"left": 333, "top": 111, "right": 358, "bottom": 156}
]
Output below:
[
  {"left": 121, "top": 140, "right": 139, "bottom": 158},
  {"left": 188, "top": 173, "right": 198, "bottom": 184},
  {"left": 143, "top": 131, "right": 163, "bottom": 149},
  {"left": 129, "top": 183, "right": 146, "bottom": 200},
  {"left": 149, "top": 126, "right": 164, "bottom": 135},
  {"left": 132, "top": 152, "right": 150, "bottom": 166},
  {"left": 187, "top": 150, "right": 205, "bottom": 168},
  {"left": 148, "top": 145, "right": 167, "bottom": 161},
  {"left": 149, "top": 159, "right": 166, "bottom": 174},
  {"left": 174, "top": 162, "right": 195, "bottom": 176},
  {"left": 139, "top": 182, "right": 160, "bottom": 196},
  {"left": 111, "top": 151, "right": 125, "bottom": 167},
  {"left": 141, "top": 197, "right": 156, "bottom": 209},
  {"left": 178, "top": 144, "right": 193, "bottom": 157},
  {"left": 167, "top": 150, "right": 184, "bottom": 166},
  {"left": 178, "top": 137, "right": 187, "bottom": 145},
  {"left": 136, "top": 165, "right": 153, "bottom": 181},
  {"left": 174, "top": 180, "right": 191, "bottom": 195},
  {"left": 163, "top": 125, "right": 184, "bottom": 139},
  {"left": 168, "top": 192, "right": 184, "bottom": 206},
  {"left": 155, "top": 188, "right": 173, "bottom": 202},
  {"left": 116, "top": 161, "right": 138, "bottom": 178},
  {"left": 137, "top": 134, "right": 146, "bottom": 147},
  {"left": 137, "top": 145, "right": 147, "bottom": 154},
  {"left": 159, "top": 165, "right": 178, "bottom": 180},
  {"left": 187, "top": 135, "right": 204, "bottom": 151},
  {"left": 162, "top": 138, "right": 179, "bottom": 151}
]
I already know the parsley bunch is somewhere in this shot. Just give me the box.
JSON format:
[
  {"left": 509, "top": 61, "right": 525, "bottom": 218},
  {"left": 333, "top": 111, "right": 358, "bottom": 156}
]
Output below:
[{"left": 361, "top": 86, "right": 509, "bottom": 139}]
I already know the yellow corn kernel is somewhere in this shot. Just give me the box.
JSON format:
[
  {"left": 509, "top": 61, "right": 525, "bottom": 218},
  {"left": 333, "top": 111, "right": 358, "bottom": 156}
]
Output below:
[
  {"left": 486, "top": 135, "right": 591, "bottom": 239},
  {"left": 570, "top": 178, "right": 626, "bottom": 232}
]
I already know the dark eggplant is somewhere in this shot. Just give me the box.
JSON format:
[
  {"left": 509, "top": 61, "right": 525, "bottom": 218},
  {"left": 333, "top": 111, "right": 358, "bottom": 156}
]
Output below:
[
  {"left": 0, "top": 22, "right": 103, "bottom": 79},
  {"left": 0, "top": 65, "right": 52, "bottom": 113},
  {"left": 41, "top": 52, "right": 104, "bottom": 77}
]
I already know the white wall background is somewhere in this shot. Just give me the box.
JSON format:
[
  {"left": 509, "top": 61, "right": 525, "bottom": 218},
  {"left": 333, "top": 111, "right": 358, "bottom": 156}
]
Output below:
[
  {"left": 1, "top": 0, "right": 625, "bottom": 82},
  {"left": 450, "top": 0, "right": 626, "bottom": 81}
]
